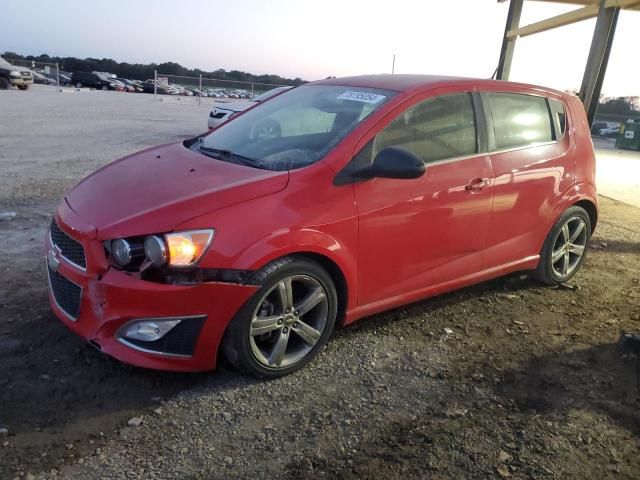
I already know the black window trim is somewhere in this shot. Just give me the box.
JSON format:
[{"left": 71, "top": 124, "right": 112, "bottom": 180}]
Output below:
[
  {"left": 481, "top": 90, "right": 566, "bottom": 154},
  {"left": 334, "top": 90, "right": 489, "bottom": 186}
]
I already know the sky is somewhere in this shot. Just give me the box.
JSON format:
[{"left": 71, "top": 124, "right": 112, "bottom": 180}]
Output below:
[{"left": 1, "top": 0, "right": 639, "bottom": 96}]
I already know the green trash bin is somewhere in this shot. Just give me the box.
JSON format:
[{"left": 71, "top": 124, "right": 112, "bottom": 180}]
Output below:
[{"left": 616, "top": 119, "right": 640, "bottom": 151}]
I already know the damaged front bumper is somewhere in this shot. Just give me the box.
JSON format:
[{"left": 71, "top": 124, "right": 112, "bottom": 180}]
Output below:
[{"left": 46, "top": 206, "right": 258, "bottom": 372}]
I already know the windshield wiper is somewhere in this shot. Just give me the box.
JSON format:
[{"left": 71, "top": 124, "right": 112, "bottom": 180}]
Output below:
[{"left": 198, "top": 144, "right": 264, "bottom": 169}]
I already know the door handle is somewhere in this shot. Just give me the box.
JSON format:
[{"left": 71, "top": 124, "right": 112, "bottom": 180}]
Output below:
[{"left": 465, "top": 178, "right": 489, "bottom": 191}]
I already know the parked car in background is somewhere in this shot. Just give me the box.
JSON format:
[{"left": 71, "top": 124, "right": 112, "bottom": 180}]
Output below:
[
  {"left": 72, "top": 71, "right": 120, "bottom": 90},
  {"left": 31, "top": 71, "right": 56, "bottom": 85},
  {"left": 0, "top": 56, "right": 33, "bottom": 90},
  {"left": 115, "top": 78, "right": 142, "bottom": 92},
  {"left": 47, "top": 74, "right": 597, "bottom": 378},
  {"left": 590, "top": 121, "right": 607, "bottom": 135},
  {"left": 208, "top": 86, "right": 293, "bottom": 129},
  {"left": 599, "top": 126, "right": 620, "bottom": 137}
]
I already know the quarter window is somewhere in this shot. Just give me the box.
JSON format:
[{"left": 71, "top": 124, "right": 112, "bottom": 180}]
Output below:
[
  {"left": 373, "top": 93, "right": 478, "bottom": 164},
  {"left": 548, "top": 98, "right": 566, "bottom": 140},
  {"left": 489, "top": 93, "right": 553, "bottom": 150}
]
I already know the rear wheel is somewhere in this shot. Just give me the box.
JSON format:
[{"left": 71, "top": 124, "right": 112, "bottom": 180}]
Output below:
[
  {"left": 533, "top": 206, "right": 591, "bottom": 285},
  {"left": 222, "top": 256, "right": 337, "bottom": 378}
]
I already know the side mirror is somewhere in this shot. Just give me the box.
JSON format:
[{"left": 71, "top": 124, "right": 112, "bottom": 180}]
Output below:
[{"left": 370, "top": 146, "right": 426, "bottom": 179}]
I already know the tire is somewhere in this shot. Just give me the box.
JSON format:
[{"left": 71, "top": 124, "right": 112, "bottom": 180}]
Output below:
[
  {"left": 0, "top": 77, "right": 9, "bottom": 90},
  {"left": 533, "top": 206, "right": 591, "bottom": 285},
  {"left": 17, "top": 85, "right": 28, "bottom": 91},
  {"left": 221, "top": 256, "right": 338, "bottom": 378}
]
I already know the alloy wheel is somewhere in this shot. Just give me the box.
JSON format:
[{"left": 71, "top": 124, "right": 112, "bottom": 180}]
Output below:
[
  {"left": 550, "top": 216, "right": 588, "bottom": 278},
  {"left": 249, "top": 274, "right": 329, "bottom": 369}
]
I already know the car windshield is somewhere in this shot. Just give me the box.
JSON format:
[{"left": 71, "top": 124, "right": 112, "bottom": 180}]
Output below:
[
  {"left": 253, "top": 86, "right": 291, "bottom": 102},
  {"left": 197, "top": 85, "right": 395, "bottom": 171}
]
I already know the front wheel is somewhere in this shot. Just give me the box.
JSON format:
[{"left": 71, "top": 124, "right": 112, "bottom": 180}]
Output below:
[
  {"left": 533, "top": 206, "right": 591, "bottom": 285},
  {"left": 0, "top": 77, "right": 9, "bottom": 90},
  {"left": 222, "top": 256, "right": 337, "bottom": 378},
  {"left": 18, "top": 84, "right": 28, "bottom": 90}
]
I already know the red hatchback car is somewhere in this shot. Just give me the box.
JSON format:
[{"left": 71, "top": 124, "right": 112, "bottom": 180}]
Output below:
[{"left": 47, "top": 74, "right": 597, "bottom": 377}]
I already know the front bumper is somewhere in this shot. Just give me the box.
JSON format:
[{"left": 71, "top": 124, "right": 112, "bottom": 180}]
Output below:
[
  {"left": 46, "top": 206, "right": 258, "bottom": 372},
  {"left": 10, "top": 77, "right": 33, "bottom": 86}
]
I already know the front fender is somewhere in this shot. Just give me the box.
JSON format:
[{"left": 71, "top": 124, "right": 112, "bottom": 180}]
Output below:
[{"left": 234, "top": 227, "right": 358, "bottom": 312}]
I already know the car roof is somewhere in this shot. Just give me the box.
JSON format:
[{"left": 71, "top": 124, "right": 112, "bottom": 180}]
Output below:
[{"left": 312, "top": 74, "right": 567, "bottom": 97}]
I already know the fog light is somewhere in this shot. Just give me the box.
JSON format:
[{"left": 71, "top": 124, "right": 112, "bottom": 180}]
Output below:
[
  {"left": 122, "top": 319, "right": 181, "bottom": 342},
  {"left": 144, "top": 235, "right": 167, "bottom": 267}
]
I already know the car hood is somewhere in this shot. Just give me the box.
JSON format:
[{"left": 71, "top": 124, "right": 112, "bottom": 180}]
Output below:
[{"left": 65, "top": 141, "right": 289, "bottom": 239}]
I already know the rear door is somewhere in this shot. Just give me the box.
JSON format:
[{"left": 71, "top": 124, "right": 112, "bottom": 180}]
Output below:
[
  {"left": 481, "top": 90, "right": 573, "bottom": 268},
  {"left": 354, "top": 90, "right": 495, "bottom": 306}
]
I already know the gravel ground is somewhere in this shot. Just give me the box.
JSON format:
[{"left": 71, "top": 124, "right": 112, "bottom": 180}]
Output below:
[{"left": 0, "top": 86, "right": 639, "bottom": 479}]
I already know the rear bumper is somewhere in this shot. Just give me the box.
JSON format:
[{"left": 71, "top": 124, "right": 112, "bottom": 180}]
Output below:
[{"left": 47, "top": 208, "right": 258, "bottom": 372}]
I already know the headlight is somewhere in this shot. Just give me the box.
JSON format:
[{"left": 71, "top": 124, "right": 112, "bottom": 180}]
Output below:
[
  {"left": 9, "top": 71, "right": 21, "bottom": 77},
  {"left": 112, "top": 239, "right": 133, "bottom": 266},
  {"left": 144, "top": 235, "right": 167, "bottom": 267},
  {"left": 164, "top": 229, "right": 214, "bottom": 267}
]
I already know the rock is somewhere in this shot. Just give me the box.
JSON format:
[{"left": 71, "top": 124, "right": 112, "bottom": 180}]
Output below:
[
  {"left": 0, "top": 428, "right": 8, "bottom": 436},
  {"left": 497, "top": 449, "right": 512, "bottom": 463},
  {"left": 0, "top": 212, "right": 16, "bottom": 219},
  {"left": 222, "top": 412, "right": 232, "bottom": 421},
  {"left": 444, "top": 328, "right": 454, "bottom": 335},
  {"left": 224, "top": 456, "right": 233, "bottom": 465},
  {"left": 128, "top": 416, "right": 143, "bottom": 427},
  {"left": 496, "top": 465, "right": 511, "bottom": 478},
  {"left": 153, "top": 408, "right": 163, "bottom": 415}
]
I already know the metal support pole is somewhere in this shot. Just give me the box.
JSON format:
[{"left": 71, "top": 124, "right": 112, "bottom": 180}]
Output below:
[
  {"left": 56, "top": 62, "right": 60, "bottom": 91},
  {"left": 251, "top": 83, "right": 254, "bottom": 99},
  {"left": 496, "top": 0, "right": 524, "bottom": 80},
  {"left": 392, "top": 54, "right": 396, "bottom": 74},
  {"left": 198, "top": 74, "right": 202, "bottom": 106},
  {"left": 579, "top": 1, "right": 620, "bottom": 126},
  {"left": 154, "top": 69, "right": 157, "bottom": 100}
]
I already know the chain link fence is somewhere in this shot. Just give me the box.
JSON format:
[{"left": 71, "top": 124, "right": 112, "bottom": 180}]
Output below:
[
  {"left": 3, "top": 57, "right": 62, "bottom": 89},
  {"left": 153, "top": 72, "right": 288, "bottom": 105}
]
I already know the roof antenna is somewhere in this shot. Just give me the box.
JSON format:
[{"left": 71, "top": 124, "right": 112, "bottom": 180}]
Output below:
[{"left": 490, "top": 65, "right": 499, "bottom": 80}]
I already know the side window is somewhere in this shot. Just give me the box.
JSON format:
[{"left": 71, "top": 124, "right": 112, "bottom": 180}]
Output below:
[
  {"left": 548, "top": 98, "right": 566, "bottom": 141},
  {"left": 488, "top": 93, "right": 553, "bottom": 150},
  {"left": 373, "top": 93, "right": 477, "bottom": 164}
]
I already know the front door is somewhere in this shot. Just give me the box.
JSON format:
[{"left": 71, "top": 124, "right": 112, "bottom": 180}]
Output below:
[{"left": 354, "top": 91, "right": 494, "bottom": 306}]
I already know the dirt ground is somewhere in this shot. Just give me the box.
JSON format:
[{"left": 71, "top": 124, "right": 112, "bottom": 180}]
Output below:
[{"left": 0, "top": 87, "right": 639, "bottom": 479}]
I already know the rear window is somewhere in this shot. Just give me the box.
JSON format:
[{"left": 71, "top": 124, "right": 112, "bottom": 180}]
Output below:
[{"left": 489, "top": 93, "right": 553, "bottom": 150}]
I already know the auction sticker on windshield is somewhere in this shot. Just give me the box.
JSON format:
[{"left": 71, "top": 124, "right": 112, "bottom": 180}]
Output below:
[{"left": 337, "top": 91, "right": 386, "bottom": 104}]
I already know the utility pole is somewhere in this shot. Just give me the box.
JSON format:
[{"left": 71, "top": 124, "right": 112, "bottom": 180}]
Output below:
[{"left": 391, "top": 54, "right": 396, "bottom": 74}]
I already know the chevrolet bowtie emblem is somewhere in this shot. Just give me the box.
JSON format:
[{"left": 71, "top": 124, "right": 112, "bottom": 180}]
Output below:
[{"left": 47, "top": 249, "right": 61, "bottom": 272}]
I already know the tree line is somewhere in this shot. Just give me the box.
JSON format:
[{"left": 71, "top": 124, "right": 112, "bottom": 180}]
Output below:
[{"left": 2, "top": 51, "right": 307, "bottom": 86}]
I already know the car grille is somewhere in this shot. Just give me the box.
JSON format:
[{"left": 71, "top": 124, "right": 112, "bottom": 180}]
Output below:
[
  {"left": 50, "top": 221, "right": 86, "bottom": 269},
  {"left": 48, "top": 264, "right": 82, "bottom": 320},
  {"left": 20, "top": 71, "right": 31, "bottom": 78}
]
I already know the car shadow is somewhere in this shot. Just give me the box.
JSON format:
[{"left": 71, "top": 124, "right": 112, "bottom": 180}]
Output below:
[
  {"left": 495, "top": 342, "right": 640, "bottom": 437},
  {"left": 590, "top": 239, "right": 640, "bottom": 254}
]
